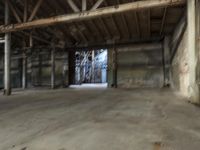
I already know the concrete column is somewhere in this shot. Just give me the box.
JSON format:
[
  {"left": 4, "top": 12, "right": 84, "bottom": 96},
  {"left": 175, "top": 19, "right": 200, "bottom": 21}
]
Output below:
[
  {"left": 187, "top": 0, "right": 199, "bottom": 103},
  {"left": 51, "top": 47, "right": 55, "bottom": 89},
  {"left": 163, "top": 36, "right": 170, "bottom": 87},
  {"left": 4, "top": 0, "right": 11, "bottom": 95}
]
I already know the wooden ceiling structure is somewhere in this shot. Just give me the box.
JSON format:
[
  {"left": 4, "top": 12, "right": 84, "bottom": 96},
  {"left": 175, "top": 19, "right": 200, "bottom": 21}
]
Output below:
[{"left": 0, "top": 0, "right": 186, "bottom": 49}]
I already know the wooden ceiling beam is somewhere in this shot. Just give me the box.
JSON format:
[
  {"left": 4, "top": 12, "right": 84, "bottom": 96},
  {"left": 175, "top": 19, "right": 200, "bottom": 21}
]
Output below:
[
  {"left": 56, "top": 0, "right": 88, "bottom": 45},
  {"left": 82, "top": 0, "right": 87, "bottom": 11},
  {"left": 28, "top": 0, "right": 44, "bottom": 22},
  {"left": 147, "top": 9, "right": 151, "bottom": 37},
  {"left": 105, "top": 0, "right": 121, "bottom": 40},
  {"left": 0, "top": 0, "right": 185, "bottom": 34},
  {"left": 91, "top": 0, "right": 104, "bottom": 10},
  {"left": 134, "top": 12, "right": 140, "bottom": 38},
  {"left": 66, "top": 0, "right": 80, "bottom": 12},
  {"left": 160, "top": 7, "right": 167, "bottom": 35},
  {"left": 23, "top": 0, "right": 28, "bottom": 22},
  {"left": 7, "top": 0, "right": 22, "bottom": 23}
]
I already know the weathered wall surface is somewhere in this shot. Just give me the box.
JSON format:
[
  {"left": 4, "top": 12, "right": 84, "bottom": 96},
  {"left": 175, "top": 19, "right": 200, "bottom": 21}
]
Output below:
[
  {"left": 108, "top": 43, "right": 164, "bottom": 88},
  {"left": 29, "top": 50, "right": 68, "bottom": 87},
  {"left": 171, "top": 29, "right": 189, "bottom": 97},
  {"left": 0, "top": 54, "right": 21, "bottom": 89},
  {"left": 0, "top": 49, "right": 69, "bottom": 89}
]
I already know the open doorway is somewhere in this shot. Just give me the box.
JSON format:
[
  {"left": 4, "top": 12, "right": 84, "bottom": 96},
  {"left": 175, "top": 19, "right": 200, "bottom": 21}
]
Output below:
[{"left": 69, "top": 49, "right": 108, "bottom": 88}]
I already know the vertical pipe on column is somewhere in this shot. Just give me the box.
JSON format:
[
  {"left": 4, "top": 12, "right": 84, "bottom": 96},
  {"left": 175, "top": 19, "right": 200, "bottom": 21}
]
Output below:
[{"left": 4, "top": 0, "right": 11, "bottom": 95}]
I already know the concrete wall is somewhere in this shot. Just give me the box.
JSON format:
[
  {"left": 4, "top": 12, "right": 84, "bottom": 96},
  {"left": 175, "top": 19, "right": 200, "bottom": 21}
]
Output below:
[
  {"left": 0, "top": 53, "right": 22, "bottom": 89},
  {"left": 108, "top": 43, "right": 164, "bottom": 88},
  {"left": 30, "top": 50, "right": 68, "bottom": 87},
  {"left": 171, "top": 29, "right": 189, "bottom": 97},
  {"left": 0, "top": 49, "right": 69, "bottom": 89}
]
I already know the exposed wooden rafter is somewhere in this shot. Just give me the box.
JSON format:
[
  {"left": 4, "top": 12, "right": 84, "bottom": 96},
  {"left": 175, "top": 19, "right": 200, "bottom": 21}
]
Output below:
[
  {"left": 28, "top": 0, "right": 44, "bottom": 22},
  {"left": 7, "top": 0, "right": 22, "bottom": 23},
  {"left": 66, "top": 0, "right": 80, "bottom": 12},
  {"left": 23, "top": 0, "right": 28, "bottom": 22},
  {"left": 91, "top": 0, "right": 104, "bottom": 10},
  {"left": 82, "top": 0, "right": 87, "bottom": 11},
  {"left": 160, "top": 7, "right": 167, "bottom": 35},
  {"left": 0, "top": 0, "right": 185, "bottom": 34}
]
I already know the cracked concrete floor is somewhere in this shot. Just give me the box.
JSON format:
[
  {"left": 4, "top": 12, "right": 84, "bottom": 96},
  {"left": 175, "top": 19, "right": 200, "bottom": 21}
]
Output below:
[{"left": 0, "top": 88, "right": 200, "bottom": 150}]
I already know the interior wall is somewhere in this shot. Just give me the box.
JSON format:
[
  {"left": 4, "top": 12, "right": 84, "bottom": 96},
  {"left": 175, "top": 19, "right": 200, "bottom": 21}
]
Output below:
[
  {"left": 171, "top": 29, "right": 189, "bottom": 97},
  {"left": 31, "top": 50, "right": 68, "bottom": 87},
  {"left": 0, "top": 53, "right": 21, "bottom": 89},
  {"left": 108, "top": 43, "right": 164, "bottom": 88},
  {"left": 0, "top": 48, "right": 69, "bottom": 89}
]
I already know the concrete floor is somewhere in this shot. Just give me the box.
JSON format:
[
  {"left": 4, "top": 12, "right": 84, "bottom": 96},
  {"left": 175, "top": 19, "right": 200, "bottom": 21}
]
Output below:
[{"left": 0, "top": 88, "right": 200, "bottom": 150}]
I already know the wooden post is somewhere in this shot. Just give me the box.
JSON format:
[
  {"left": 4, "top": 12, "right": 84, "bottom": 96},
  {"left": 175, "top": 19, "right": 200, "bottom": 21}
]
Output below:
[
  {"left": 22, "top": 39, "right": 27, "bottom": 89},
  {"left": 113, "top": 48, "right": 118, "bottom": 88},
  {"left": 69, "top": 51, "right": 75, "bottom": 85},
  {"left": 197, "top": 0, "right": 200, "bottom": 97},
  {"left": 51, "top": 47, "right": 55, "bottom": 89},
  {"left": 29, "top": 32, "right": 33, "bottom": 87},
  {"left": 4, "top": 0, "right": 11, "bottom": 95},
  {"left": 29, "top": 32, "right": 33, "bottom": 47},
  {"left": 163, "top": 36, "right": 170, "bottom": 87},
  {"left": 187, "top": 0, "right": 199, "bottom": 103},
  {"left": 22, "top": 49, "right": 27, "bottom": 89},
  {"left": 92, "top": 50, "right": 95, "bottom": 83},
  {"left": 38, "top": 52, "right": 42, "bottom": 86}
]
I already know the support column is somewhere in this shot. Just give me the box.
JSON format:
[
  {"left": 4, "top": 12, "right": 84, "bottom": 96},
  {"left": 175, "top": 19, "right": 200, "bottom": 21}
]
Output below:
[
  {"left": 29, "top": 32, "right": 33, "bottom": 87},
  {"left": 51, "top": 47, "right": 55, "bottom": 89},
  {"left": 92, "top": 50, "right": 95, "bottom": 83},
  {"left": 4, "top": 0, "right": 11, "bottom": 95},
  {"left": 163, "top": 36, "right": 170, "bottom": 87},
  {"left": 38, "top": 52, "right": 42, "bottom": 86},
  {"left": 22, "top": 50, "right": 27, "bottom": 89},
  {"left": 22, "top": 40, "right": 27, "bottom": 89},
  {"left": 187, "top": 0, "right": 199, "bottom": 103},
  {"left": 113, "top": 48, "right": 118, "bottom": 88}
]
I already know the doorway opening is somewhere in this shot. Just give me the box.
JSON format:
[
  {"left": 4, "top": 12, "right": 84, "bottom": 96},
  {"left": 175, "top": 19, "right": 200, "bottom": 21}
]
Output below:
[{"left": 69, "top": 49, "right": 108, "bottom": 88}]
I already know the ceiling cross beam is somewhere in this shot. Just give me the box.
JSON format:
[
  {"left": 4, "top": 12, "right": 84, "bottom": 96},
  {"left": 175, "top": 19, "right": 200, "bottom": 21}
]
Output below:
[
  {"left": 23, "top": 0, "right": 28, "bottom": 22},
  {"left": 0, "top": 0, "right": 185, "bottom": 34},
  {"left": 6, "top": 0, "right": 22, "bottom": 23},
  {"left": 82, "top": 0, "right": 87, "bottom": 11},
  {"left": 91, "top": 0, "right": 104, "bottom": 10},
  {"left": 28, "top": 0, "right": 44, "bottom": 22},
  {"left": 66, "top": 0, "right": 80, "bottom": 12}
]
